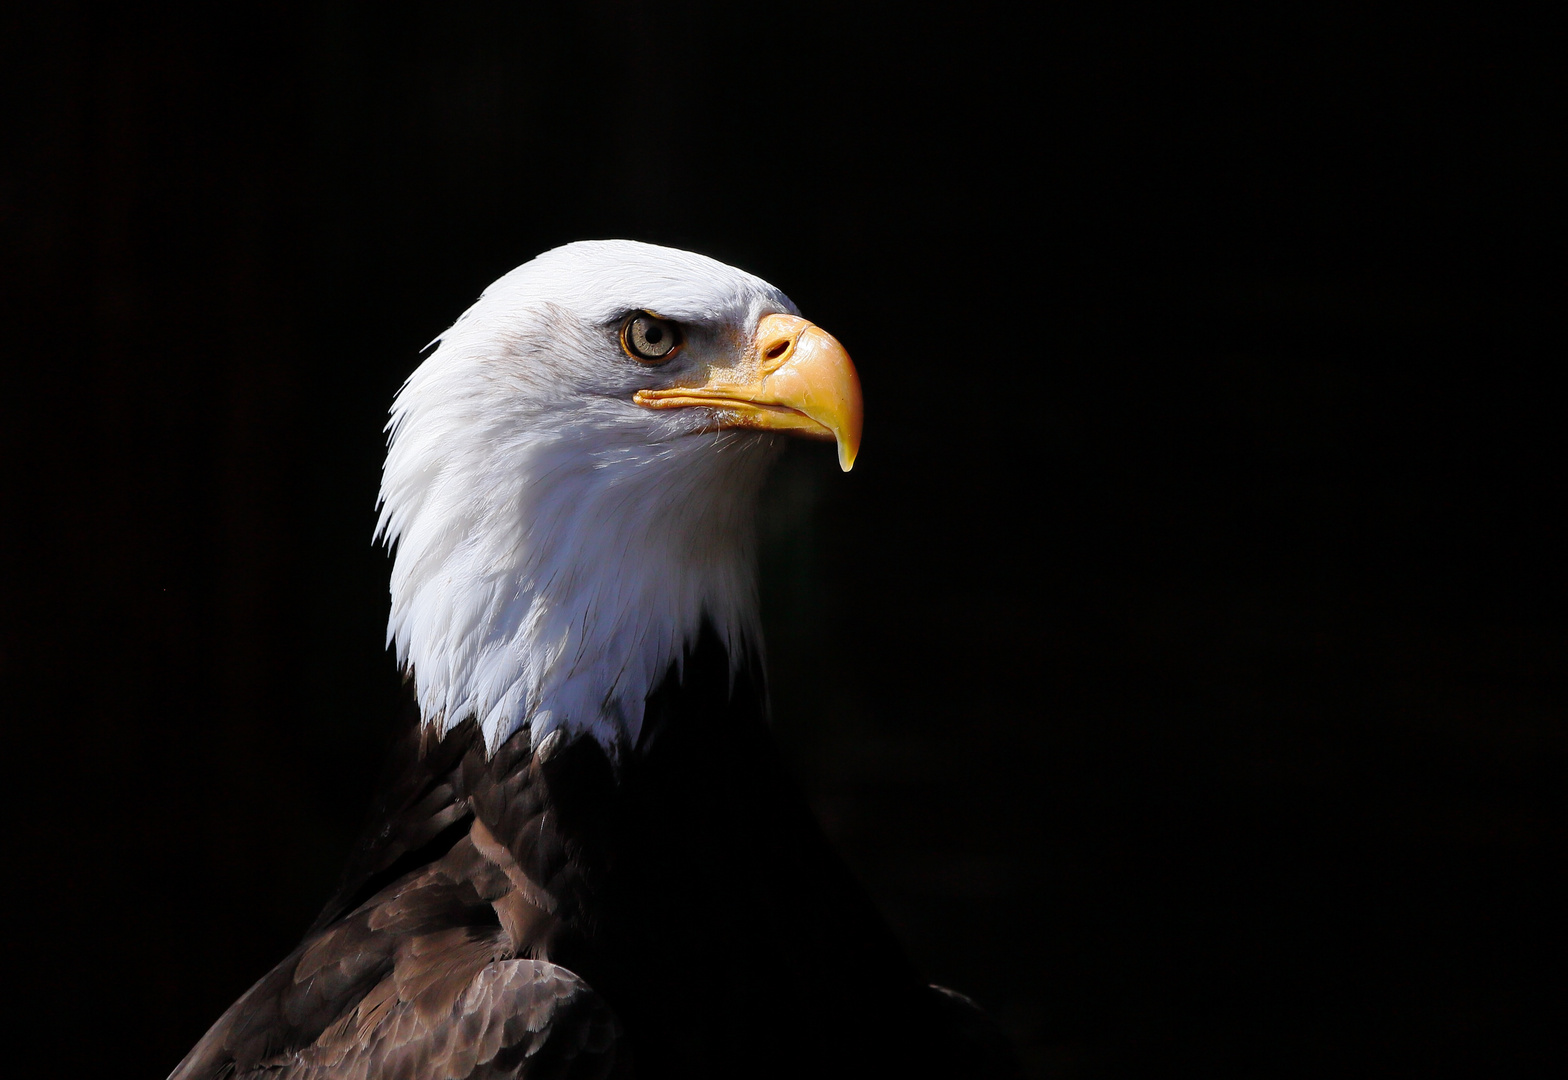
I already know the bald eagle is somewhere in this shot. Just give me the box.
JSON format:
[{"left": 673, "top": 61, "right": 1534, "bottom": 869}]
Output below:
[{"left": 170, "top": 242, "right": 1014, "bottom": 1079}]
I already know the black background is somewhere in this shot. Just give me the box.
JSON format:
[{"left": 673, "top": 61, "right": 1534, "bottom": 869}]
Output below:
[{"left": 2, "top": 3, "right": 1562, "bottom": 1077}]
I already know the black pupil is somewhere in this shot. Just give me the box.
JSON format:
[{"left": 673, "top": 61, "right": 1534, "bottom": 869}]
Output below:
[{"left": 643, "top": 322, "right": 664, "bottom": 345}]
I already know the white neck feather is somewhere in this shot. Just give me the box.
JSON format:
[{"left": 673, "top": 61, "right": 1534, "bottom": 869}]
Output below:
[{"left": 375, "top": 262, "right": 784, "bottom": 755}]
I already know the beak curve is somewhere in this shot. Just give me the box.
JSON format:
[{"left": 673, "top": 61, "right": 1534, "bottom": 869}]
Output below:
[{"left": 633, "top": 314, "right": 863, "bottom": 471}]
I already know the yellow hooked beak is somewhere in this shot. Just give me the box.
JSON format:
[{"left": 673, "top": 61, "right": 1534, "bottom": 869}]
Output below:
[{"left": 633, "top": 314, "right": 864, "bottom": 471}]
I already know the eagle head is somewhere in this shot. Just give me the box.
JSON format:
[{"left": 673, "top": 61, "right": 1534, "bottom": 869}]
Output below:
[{"left": 374, "top": 240, "right": 862, "bottom": 755}]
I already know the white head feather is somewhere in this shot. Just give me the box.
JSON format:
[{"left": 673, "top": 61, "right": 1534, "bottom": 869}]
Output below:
[{"left": 375, "top": 240, "right": 800, "bottom": 754}]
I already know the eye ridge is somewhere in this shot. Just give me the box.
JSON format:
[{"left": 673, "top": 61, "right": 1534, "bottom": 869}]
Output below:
[{"left": 621, "top": 312, "right": 684, "bottom": 364}]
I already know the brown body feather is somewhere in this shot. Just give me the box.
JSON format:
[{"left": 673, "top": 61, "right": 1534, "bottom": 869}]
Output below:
[{"left": 170, "top": 626, "right": 1016, "bottom": 1079}]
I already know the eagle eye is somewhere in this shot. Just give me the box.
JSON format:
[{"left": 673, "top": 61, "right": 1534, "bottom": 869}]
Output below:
[{"left": 621, "top": 312, "right": 683, "bottom": 364}]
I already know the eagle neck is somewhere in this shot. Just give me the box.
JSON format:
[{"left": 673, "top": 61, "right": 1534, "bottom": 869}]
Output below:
[{"left": 385, "top": 430, "right": 778, "bottom": 757}]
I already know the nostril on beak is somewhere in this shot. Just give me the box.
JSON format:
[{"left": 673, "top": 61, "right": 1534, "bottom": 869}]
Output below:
[{"left": 763, "top": 339, "right": 791, "bottom": 362}]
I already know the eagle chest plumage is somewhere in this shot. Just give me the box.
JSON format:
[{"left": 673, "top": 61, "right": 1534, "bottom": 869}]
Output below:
[{"left": 175, "top": 627, "right": 942, "bottom": 1078}]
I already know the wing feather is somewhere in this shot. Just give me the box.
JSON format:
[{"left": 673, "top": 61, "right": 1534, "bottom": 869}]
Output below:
[{"left": 168, "top": 720, "right": 622, "bottom": 1080}]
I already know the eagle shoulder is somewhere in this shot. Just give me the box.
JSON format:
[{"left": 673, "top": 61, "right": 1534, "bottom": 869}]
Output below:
[{"left": 167, "top": 718, "right": 625, "bottom": 1080}]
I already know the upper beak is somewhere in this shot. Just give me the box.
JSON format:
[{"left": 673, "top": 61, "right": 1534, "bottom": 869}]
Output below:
[{"left": 633, "top": 314, "right": 864, "bottom": 471}]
